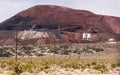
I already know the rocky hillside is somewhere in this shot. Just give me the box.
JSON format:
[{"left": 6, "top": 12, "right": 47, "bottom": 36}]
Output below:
[
  {"left": 0, "top": 42, "right": 119, "bottom": 59},
  {"left": 0, "top": 5, "right": 120, "bottom": 44}
]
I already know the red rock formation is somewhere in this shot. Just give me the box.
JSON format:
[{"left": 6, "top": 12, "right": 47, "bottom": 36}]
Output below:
[{"left": 0, "top": 5, "right": 119, "bottom": 44}]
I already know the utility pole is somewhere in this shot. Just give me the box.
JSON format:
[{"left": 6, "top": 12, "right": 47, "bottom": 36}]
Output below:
[
  {"left": 53, "top": 32, "right": 55, "bottom": 59},
  {"left": 15, "top": 31, "right": 18, "bottom": 62}
]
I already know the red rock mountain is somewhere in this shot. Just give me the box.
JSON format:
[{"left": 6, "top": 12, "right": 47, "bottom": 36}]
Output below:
[{"left": 0, "top": 5, "right": 119, "bottom": 44}]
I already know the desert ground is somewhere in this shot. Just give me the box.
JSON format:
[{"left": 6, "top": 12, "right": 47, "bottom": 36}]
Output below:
[{"left": 0, "top": 42, "right": 119, "bottom": 75}]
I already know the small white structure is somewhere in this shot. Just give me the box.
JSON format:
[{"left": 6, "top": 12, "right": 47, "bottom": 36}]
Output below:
[
  {"left": 108, "top": 38, "right": 115, "bottom": 42},
  {"left": 86, "top": 33, "right": 91, "bottom": 40},
  {"left": 82, "top": 33, "right": 91, "bottom": 40},
  {"left": 107, "top": 38, "right": 117, "bottom": 44},
  {"left": 82, "top": 33, "right": 87, "bottom": 40}
]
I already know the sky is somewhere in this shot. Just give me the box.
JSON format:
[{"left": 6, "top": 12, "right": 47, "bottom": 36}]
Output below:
[{"left": 0, "top": 0, "right": 120, "bottom": 22}]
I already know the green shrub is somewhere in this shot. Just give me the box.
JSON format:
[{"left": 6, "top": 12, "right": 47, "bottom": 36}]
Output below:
[
  {"left": 85, "top": 63, "right": 91, "bottom": 68},
  {"left": 116, "top": 62, "right": 120, "bottom": 67},
  {"left": 111, "top": 63, "right": 117, "bottom": 68},
  {"left": 40, "top": 61, "right": 50, "bottom": 70},
  {"left": 0, "top": 60, "right": 7, "bottom": 68},
  {"left": 80, "top": 65, "right": 87, "bottom": 70},
  {"left": 61, "top": 59, "right": 80, "bottom": 69},
  {"left": 93, "top": 64, "right": 108, "bottom": 73},
  {"left": 91, "top": 61, "right": 96, "bottom": 65},
  {"left": 23, "top": 62, "right": 33, "bottom": 73},
  {"left": 11, "top": 72, "right": 18, "bottom": 75},
  {"left": 13, "top": 62, "right": 24, "bottom": 75},
  {"left": 111, "top": 62, "right": 120, "bottom": 68}
]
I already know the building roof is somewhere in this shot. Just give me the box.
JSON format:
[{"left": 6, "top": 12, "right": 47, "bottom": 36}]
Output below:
[{"left": 87, "top": 25, "right": 102, "bottom": 33}]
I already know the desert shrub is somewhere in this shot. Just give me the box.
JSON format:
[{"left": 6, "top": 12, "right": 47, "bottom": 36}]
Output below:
[
  {"left": 80, "top": 65, "right": 87, "bottom": 70},
  {"left": 40, "top": 60, "right": 51, "bottom": 70},
  {"left": 23, "top": 62, "right": 33, "bottom": 73},
  {"left": 85, "top": 63, "right": 91, "bottom": 68},
  {"left": 0, "top": 60, "right": 7, "bottom": 68},
  {"left": 61, "top": 59, "right": 80, "bottom": 69},
  {"left": 48, "top": 45, "right": 70, "bottom": 55},
  {"left": 12, "top": 72, "right": 18, "bottom": 75},
  {"left": 93, "top": 64, "right": 108, "bottom": 73},
  {"left": 57, "top": 49, "right": 69, "bottom": 55},
  {"left": 20, "top": 45, "right": 34, "bottom": 51},
  {"left": 91, "top": 61, "right": 97, "bottom": 65},
  {"left": 116, "top": 62, "right": 120, "bottom": 67},
  {"left": 111, "top": 63, "right": 117, "bottom": 68},
  {"left": 60, "top": 45, "right": 69, "bottom": 49},
  {"left": 48, "top": 46, "right": 58, "bottom": 54},
  {"left": 12, "top": 62, "right": 24, "bottom": 75},
  {"left": 111, "top": 62, "right": 120, "bottom": 68}
]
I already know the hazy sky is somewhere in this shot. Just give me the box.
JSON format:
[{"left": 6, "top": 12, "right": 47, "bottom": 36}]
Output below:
[{"left": 0, "top": 0, "right": 120, "bottom": 22}]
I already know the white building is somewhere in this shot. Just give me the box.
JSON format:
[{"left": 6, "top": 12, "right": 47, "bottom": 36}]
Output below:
[
  {"left": 82, "top": 33, "right": 87, "bottom": 40},
  {"left": 82, "top": 33, "right": 91, "bottom": 41},
  {"left": 86, "top": 33, "right": 91, "bottom": 40}
]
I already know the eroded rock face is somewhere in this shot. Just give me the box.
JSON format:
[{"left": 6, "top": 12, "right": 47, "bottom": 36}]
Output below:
[{"left": 0, "top": 5, "right": 119, "bottom": 44}]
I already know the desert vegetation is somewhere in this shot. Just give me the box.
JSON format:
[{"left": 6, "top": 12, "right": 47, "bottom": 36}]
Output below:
[
  {"left": 0, "top": 57, "right": 119, "bottom": 75},
  {"left": 0, "top": 42, "right": 119, "bottom": 75},
  {"left": 0, "top": 42, "right": 119, "bottom": 58}
]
